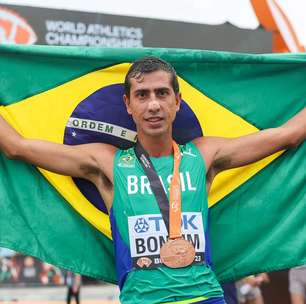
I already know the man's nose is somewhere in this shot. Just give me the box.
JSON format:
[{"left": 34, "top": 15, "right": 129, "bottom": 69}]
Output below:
[{"left": 148, "top": 97, "right": 160, "bottom": 112}]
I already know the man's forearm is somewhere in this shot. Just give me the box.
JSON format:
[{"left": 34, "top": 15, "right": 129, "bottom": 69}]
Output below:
[
  {"left": 281, "top": 107, "right": 306, "bottom": 148},
  {"left": 206, "top": 106, "right": 306, "bottom": 173},
  {"left": 0, "top": 114, "right": 23, "bottom": 158}
]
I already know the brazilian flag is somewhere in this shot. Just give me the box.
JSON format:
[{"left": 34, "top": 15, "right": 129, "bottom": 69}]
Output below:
[{"left": 0, "top": 45, "right": 305, "bottom": 283}]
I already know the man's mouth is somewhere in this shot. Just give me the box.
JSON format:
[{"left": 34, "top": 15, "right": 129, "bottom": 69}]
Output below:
[{"left": 145, "top": 117, "right": 163, "bottom": 122}]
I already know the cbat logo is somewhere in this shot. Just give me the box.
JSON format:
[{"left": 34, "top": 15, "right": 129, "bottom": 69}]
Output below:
[
  {"left": 118, "top": 154, "right": 135, "bottom": 168},
  {"left": 134, "top": 218, "right": 150, "bottom": 233},
  {"left": 0, "top": 6, "right": 37, "bottom": 44}
]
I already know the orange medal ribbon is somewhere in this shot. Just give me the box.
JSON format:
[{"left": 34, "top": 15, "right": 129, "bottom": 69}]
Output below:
[
  {"left": 169, "top": 141, "right": 182, "bottom": 239},
  {"left": 160, "top": 141, "right": 196, "bottom": 268}
]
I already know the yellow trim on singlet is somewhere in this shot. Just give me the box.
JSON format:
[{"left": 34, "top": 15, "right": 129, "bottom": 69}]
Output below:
[{"left": 162, "top": 296, "right": 208, "bottom": 304}]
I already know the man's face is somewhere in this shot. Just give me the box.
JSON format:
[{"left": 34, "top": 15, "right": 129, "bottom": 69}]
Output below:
[{"left": 124, "top": 70, "right": 181, "bottom": 138}]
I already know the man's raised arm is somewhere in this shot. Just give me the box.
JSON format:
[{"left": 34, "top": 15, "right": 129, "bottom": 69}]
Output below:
[
  {"left": 0, "top": 114, "right": 116, "bottom": 183},
  {"left": 194, "top": 107, "right": 306, "bottom": 179}
]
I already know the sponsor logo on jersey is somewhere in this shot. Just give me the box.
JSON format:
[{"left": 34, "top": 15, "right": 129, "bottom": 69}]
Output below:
[
  {"left": 136, "top": 257, "right": 152, "bottom": 268},
  {"left": 128, "top": 212, "right": 205, "bottom": 269},
  {"left": 0, "top": 7, "right": 37, "bottom": 45},
  {"left": 134, "top": 217, "right": 150, "bottom": 233},
  {"left": 118, "top": 154, "right": 136, "bottom": 168}
]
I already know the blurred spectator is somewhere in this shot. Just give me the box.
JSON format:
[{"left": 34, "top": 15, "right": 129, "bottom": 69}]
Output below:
[
  {"left": 18, "top": 256, "right": 38, "bottom": 283},
  {"left": 236, "top": 273, "right": 270, "bottom": 304},
  {"left": 289, "top": 266, "right": 306, "bottom": 304},
  {"left": 0, "top": 256, "right": 18, "bottom": 283},
  {"left": 0, "top": 249, "right": 65, "bottom": 286},
  {"left": 40, "top": 262, "right": 63, "bottom": 285},
  {"left": 66, "top": 271, "right": 82, "bottom": 304}
]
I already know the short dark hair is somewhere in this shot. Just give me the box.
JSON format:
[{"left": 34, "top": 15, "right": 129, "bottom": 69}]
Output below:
[{"left": 124, "top": 56, "right": 180, "bottom": 96}]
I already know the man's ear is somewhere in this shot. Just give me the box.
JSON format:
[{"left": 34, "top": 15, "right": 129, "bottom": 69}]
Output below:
[
  {"left": 123, "top": 94, "right": 132, "bottom": 115},
  {"left": 175, "top": 93, "right": 182, "bottom": 112}
]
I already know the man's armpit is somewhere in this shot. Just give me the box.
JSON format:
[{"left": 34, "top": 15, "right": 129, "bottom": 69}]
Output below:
[
  {"left": 213, "top": 154, "right": 232, "bottom": 172},
  {"left": 79, "top": 163, "right": 100, "bottom": 177}
]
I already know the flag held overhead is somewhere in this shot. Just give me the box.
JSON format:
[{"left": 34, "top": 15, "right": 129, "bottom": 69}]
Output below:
[{"left": 0, "top": 45, "right": 305, "bottom": 283}]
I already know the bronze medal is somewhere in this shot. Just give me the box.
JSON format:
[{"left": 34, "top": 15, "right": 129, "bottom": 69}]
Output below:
[{"left": 160, "top": 238, "right": 196, "bottom": 268}]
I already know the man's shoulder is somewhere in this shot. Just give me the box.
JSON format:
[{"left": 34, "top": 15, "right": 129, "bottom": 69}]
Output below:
[
  {"left": 88, "top": 142, "right": 117, "bottom": 155},
  {"left": 190, "top": 136, "right": 219, "bottom": 172},
  {"left": 192, "top": 136, "right": 226, "bottom": 153},
  {"left": 86, "top": 142, "right": 117, "bottom": 170},
  {"left": 191, "top": 136, "right": 205, "bottom": 146}
]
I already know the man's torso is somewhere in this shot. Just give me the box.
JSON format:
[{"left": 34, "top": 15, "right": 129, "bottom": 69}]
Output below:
[{"left": 110, "top": 142, "right": 223, "bottom": 304}]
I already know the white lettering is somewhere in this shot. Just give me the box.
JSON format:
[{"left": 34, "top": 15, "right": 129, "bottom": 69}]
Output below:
[
  {"left": 180, "top": 172, "right": 186, "bottom": 192},
  {"left": 128, "top": 176, "right": 138, "bottom": 194},
  {"left": 127, "top": 171, "right": 197, "bottom": 195},
  {"left": 186, "top": 172, "right": 196, "bottom": 191},
  {"left": 67, "top": 118, "right": 137, "bottom": 142},
  {"left": 44, "top": 20, "right": 144, "bottom": 47},
  {"left": 140, "top": 176, "right": 152, "bottom": 194}
]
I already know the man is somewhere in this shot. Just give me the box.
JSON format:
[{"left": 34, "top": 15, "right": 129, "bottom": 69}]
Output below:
[{"left": 0, "top": 57, "right": 305, "bottom": 304}]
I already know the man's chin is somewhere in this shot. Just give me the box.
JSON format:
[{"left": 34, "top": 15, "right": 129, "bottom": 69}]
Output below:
[{"left": 143, "top": 127, "right": 167, "bottom": 138}]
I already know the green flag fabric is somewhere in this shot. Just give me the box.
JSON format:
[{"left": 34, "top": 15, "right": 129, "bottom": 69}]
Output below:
[{"left": 0, "top": 45, "right": 305, "bottom": 284}]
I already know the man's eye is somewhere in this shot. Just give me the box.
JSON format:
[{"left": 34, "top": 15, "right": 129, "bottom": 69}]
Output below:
[
  {"left": 158, "top": 90, "right": 168, "bottom": 96},
  {"left": 137, "top": 92, "right": 146, "bottom": 98}
]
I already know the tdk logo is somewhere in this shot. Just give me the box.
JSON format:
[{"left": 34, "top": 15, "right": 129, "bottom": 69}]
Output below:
[
  {"left": 146, "top": 215, "right": 198, "bottom": 232},
  {"left": 128, "top": 213, "right": 205, "bottom": 258},
  {"left": 134, "top": 218, "right": 150, "bottom": 233}
]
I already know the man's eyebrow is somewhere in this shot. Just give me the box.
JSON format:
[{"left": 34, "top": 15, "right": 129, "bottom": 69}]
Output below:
[
  {"left": 133, "top": 88, "right": 149, "bottom": 94},
  {"left": 133, "top": 87, "right": 170, "bottom": 94},
  {"left": 155, "top": 87, "right": 170, "bottom": 91}
]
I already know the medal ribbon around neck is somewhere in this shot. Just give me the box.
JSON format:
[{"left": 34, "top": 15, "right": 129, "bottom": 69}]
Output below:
[
  {"left": 169, "top": 141, "right": 182, "bottom": 239},
  {"left": 134, "top": 140, "right": 196, "bottom": 268},
  {"left": 134, "top": 140, "right": 182, "bottom": 238}
]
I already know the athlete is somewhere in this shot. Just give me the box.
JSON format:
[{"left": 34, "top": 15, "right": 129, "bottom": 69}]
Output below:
[{"left": 0, "top": 57, "right": 305, "bottom": 304}]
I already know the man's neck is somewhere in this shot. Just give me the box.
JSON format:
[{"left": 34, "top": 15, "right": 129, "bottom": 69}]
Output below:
[{"left": 137, "top": 134, "right": 173, "bottom": 157}]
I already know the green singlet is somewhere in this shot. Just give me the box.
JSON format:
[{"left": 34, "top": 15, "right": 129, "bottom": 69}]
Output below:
[{"left": 110, "top": 142, "right": 223, "bottom": 304}]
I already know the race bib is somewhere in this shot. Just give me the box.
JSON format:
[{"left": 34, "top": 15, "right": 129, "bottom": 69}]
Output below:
[{"left": 128, "top": 212, "right": 205, "bottom": 269}]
